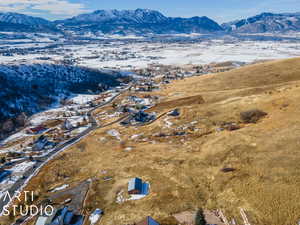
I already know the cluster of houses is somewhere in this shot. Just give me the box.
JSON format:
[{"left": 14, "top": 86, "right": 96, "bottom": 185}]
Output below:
[
  {"left": 79, "top": 49, "right": 139, "bottom": 63},
  {"left": 0, "top": 52, "right": 241, "bottom": 225},
  {"left": 63, "top": 116, "right": 89, "bottom": 131},
  {"left": 115, "top": 95, "right": 157, "bottom": 126},
  {"left": 33, "top": 177, "right": 154, "bottom": 225},
  {"left": 130, "top": 80, "right": 159, "bottom": 93},
  {"left": 32, "top": 135, "right": 56, "bottom": 151},
  {"left": 131, "top": 63, "right": 238, "bottom": 84},
  {"left": 133, "top": 64, "right": 199, "bottom": 79},
  {"left": 121, "top": 111, "right": 156, "bottom": 126}
]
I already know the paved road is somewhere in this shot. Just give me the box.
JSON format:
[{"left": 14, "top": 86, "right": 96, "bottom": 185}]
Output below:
[
  {"left": 1, "top": 86, "right": 171, "bottom": 225},
  {"left": 0, "top": 89, "right": 125, "bottom": 216}
]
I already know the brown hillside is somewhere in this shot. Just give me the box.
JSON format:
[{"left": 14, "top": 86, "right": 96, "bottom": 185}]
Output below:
[{"left": 14, "top": 58, "right": 300, "bottom": 225}]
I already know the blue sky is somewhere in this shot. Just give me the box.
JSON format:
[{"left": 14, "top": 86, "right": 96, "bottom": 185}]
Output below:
[{"left": 0, "top": 0, "right": 299, "bottom": 22}]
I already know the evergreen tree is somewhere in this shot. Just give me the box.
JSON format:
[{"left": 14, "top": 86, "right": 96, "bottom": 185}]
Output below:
[{"left": 195, "top": 208, "right": 206, "bottom": 225}]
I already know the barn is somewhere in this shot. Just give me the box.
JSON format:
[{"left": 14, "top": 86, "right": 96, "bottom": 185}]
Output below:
[{"left": 128, "top": 177, "right": 143, "bottom": 195}]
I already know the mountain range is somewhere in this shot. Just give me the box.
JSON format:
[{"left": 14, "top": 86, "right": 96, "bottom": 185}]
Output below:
[
  {"left": 56, "top": 9, "right": 223, "bottom": 35},
  {"left": 0, "top": 12, "right": 58, "bottom": 33},
  {"left": 0, "top": 9, "right": 300, "bottom": 35},
  {"left": 222, "top": 12, "right": 300, "bottom": 33}
]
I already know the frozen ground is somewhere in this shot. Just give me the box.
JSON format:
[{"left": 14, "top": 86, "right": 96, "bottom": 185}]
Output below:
[
  {"left": 0, "top": 34, "right": 300, "bottom": 70},
  {"left": 89, "top": 209, "right": 103, "bottom": 225},
  {"left": 70, "top": 94, "right": 99, "bottom": 104},
  {"left": 0, "top": 161, "right": 36, "bottom": 198},
  {"left": 80, "top": 41, "right": 300, "bottom": 70}
]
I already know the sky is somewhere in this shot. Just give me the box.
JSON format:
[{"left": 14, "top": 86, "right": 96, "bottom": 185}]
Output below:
[{"left": 0, "top": 0, "right": 299, "bottom": 23}]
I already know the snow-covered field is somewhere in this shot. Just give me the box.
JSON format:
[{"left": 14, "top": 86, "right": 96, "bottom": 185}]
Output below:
[
  {"left": 0, "top": 34, "right": 300, "bottom": 70},
  {"left": 77, "top": 40, "right": 300, "bottom": 69},
  {"left": 0, "top": 161, "right": 36, "bottom": 198},
  {"left": 70, "top": 94, "right": 99, "bottom": 104}
]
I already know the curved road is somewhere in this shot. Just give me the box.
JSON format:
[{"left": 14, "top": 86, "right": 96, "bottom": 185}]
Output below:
[{"left": 0, "top": 89, "right": 126, "bottom": 216}]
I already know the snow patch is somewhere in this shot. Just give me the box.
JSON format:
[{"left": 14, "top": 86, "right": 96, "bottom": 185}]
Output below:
[
  {"left": 70, "top": 94, "right": 99, "bottom": 104},
  {"left": 89, "top": 208, "right": 103, "bottom": 225},
  {"left": 51, "top": 184, "right": 69, "bottom": 192},
  {"left": 107, "top": 129, "right": 121, "bottom": 140}
]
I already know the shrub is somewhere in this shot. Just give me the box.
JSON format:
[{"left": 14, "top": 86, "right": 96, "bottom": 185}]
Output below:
[
  {"left": 195, "top": 208, "right": 206, "bottom": 225},
  {"left": 221, "top": 167, "right": 236, "bottom": 173},
  {"left": 240, "top": 109, "right": 267, "bottom": 123}
]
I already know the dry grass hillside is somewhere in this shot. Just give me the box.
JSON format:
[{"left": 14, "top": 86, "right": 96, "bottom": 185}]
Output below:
[{"left": 15, "top": 58, "right": 300, "bottom": 225}]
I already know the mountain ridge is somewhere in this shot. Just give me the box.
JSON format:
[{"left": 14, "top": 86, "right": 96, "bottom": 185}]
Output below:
[
  {"left": 0, "top": 12, "right": 59, "bottom": 33},
  {"left": 222, "top": 12, "right": 300, "bottom": 33},
  {"left": 0, "top": 10, "right": 300, "bottom": 34},
  {"left": 57, "top": 9, "right": 223, "bottom": 34}
]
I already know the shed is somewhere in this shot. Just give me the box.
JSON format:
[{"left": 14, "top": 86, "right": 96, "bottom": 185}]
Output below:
[
  {"left": 136, "top": 216, "right": 160, "bottom": 225},
  {"left": 128, "top": 177, "right": 143, "bottom": 195},
  {"left": 168, "top": 109, "right": 180, "bottom": 117}
]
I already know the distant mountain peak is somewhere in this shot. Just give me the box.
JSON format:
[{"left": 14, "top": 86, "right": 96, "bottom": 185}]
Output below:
[
  {"left": 67, "top": 8, "right": 168, "bottom": 24},
  {"left": 0, "top": 12, "right": 51, "bottom": 26},
  {"left": 0, "top": 12, "right": 58, "bottom": 32},
  {"left": 58, "top": 8, "right": 223, "bottom": 35},
  {"left": 222, "top": 12, "right": 300, "bottom": 33}
]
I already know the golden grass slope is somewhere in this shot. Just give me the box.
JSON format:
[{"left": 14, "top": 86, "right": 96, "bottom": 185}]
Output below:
[{"left": 13, "top": 58, "right": 300, "bottom": 225}]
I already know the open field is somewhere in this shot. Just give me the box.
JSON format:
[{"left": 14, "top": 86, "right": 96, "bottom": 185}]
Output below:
[
  {"left": 1, "top": 33, "right": 300, "bottom": 71},
  {"left": 3, "top": 58, "right": 300, "bottom": 225}
]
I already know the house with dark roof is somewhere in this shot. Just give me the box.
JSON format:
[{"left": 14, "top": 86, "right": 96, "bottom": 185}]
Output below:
[
  {"left": 35, "top": 206, "right": 84, "bottom": 225},
  {"left": 35, "top": 208, "right": 57, "bottom": 225},
  {"left": 27, "top": 125, "right": 47, "bottom": 135},
  {"left": 135, "top": 216, "right": 160, "bottom": 225}
]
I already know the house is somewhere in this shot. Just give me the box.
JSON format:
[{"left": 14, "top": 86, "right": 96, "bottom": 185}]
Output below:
[
  {"left": 63, "top": 119, "right": 74, "bottom": 130},
  {"left": 128, "top": 177, "right": 143, "bottom": 195},
  {"left": 135, "top": 216, "right": 160, "bottom": 225},
  {"left": 36, "top": 206, "right": 84, "bottom": 225},
  {"left": 132, "top": 111, "right": 156, "bottom": 123},
  {"left": 53, "top": 206, "right": 84, "bottom": 225},
  {"left": 168, "top": 109, "right": 180, "bottom": 117},
  {"left": 27, "top": 125, "right": 47, "bottom": 135},
  {"left": 33, "top": 135, "right": 49, "bottom": 151}
]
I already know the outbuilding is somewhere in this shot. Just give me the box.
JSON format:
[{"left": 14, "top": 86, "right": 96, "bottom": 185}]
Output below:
[{"left": 128, "top": 177, "right": 143, "bottom": 195}]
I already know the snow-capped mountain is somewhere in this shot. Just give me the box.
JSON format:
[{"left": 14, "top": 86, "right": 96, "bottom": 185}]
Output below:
[
  {"left": 1, "top": 10, "right": 300, "bottom": 35},
  {"left": 0, "top": 12, "right": 58, "bottom": 32},
  {"left": 57, "top": 9, "right": 223, "bottom": 35},
  {"left": 222, "top": 12, "right": 300, "bottom": 33},
  {"left": 0, "top": 12, "right": 52, "bottom": 26},
  {"left": 64, "top": 9, "right": 168, "bottom": 24}
]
